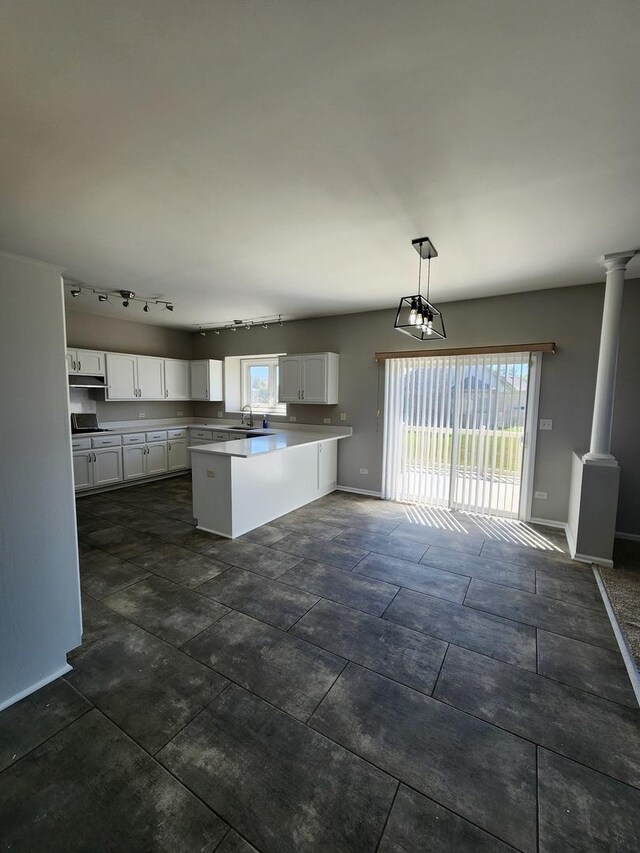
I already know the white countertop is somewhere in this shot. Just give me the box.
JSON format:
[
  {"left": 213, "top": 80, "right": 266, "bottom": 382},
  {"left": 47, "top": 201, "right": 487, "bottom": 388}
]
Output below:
[
  {"left": 71, "top": 422, "right": 273, "bottom": 438},
  {"left": 190, "top": 427, "right": 351, "bottom": 458}
]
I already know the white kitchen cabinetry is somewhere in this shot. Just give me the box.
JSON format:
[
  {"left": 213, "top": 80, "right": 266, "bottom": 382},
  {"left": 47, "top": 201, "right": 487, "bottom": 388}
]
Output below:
[
  {"left": 72, "top": 451, "right": 93, "bottom": 490},
  {"left": 190, "top": 360, "right": 223, "bottom": 401},
  {"left": 105, "top": 353, "right": 165, "bottom": 401},
  {"left": 137, "top": 357, "right": 165, "bottom": 400},
  {"left": 278, "top": 353, "right": 339, "bottom": 404},
  {"left": 164, "top": 359, "right": 191, "bottom": 400},
  {"left": 66, "top": 349, "right": 105, "bottom": 376},
  {"left": 105, "top": 353, "right": 138, "bottom": 399},
  {"left": 123, "top": 441, "right": 168, "bottom": 480},
  {"left": 168, "top": 438, "right": 187, "bottom": 471},
  {"left": 93, "top": 448, "right": 123, "bottom": 486},
  {"left": 73, "top": 447, "right": 123, "bottom": 490}
]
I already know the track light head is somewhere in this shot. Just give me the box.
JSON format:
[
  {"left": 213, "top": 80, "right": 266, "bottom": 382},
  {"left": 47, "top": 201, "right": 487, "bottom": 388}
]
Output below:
[
  {"left": 70, "top": 287, "right": 81, "bottom": 297},
  {"left": 262, "top": 323, "right": 269, "bottom": 329},
  {"left": 230, "top": 326, "right": 237, "bottom": 333},
  {"left": 122, "top": 300, "right": 129, "bottom": 308},
  {"left": 143, "top": 302, "right": 150, "bottom": 313},
  {"left": 97, "top": 293, "right": 108, "bottom": 302},
  {"left": 166, "top": 303, "right": 174, "bottom": 312},
  {"left": 119, "top": 290, "right": 135, "bottom": 300},
  {"left": 214, "top": 329, "right": 220, "bottom": 335}
]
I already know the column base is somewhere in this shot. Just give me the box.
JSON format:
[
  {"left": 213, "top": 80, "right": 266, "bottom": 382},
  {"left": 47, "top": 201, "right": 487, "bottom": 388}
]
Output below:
[
  {"left": 581, "top": 451, "right": 619, "bottom": 466},
  {"left": 567, "top": 452, "right": 620, "bottom": 566}
]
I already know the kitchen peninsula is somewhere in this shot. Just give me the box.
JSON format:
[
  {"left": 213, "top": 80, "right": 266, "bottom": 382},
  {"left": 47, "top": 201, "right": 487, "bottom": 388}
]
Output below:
[{"left": 190, "top": 425, "right": 352, "bottom": 538}]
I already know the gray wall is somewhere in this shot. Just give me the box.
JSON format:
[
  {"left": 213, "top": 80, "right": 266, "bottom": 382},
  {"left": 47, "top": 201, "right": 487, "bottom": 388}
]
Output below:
[
  {"left": 191, "top": 279, "right": 640, "bottom": 535},
  {"left": 66, "top": 309, "right": 196, "bottom": 422},
  {"left": 1, "top": 253, "right": 82, "bottom": 709}
]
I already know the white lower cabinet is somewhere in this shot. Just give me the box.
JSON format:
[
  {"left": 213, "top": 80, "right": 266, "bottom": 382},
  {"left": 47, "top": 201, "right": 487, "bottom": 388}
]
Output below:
[
  {"left": 72, "top": 451, "right": 93, "bottom": 490},
  {"left": 123, "top": 442, "right": 168, "bottom": 480},
  {"left": 146, "top": 441, "right": 168, "bottom": 475},
  {"left": 73, "top": 448, "right": 123, "bottom": 490},
  {"left": 93, "top": 448, "right": 123, "bottom": 486},
  {"left": 168, "top": 438, "right": 187, "bottom": 471},
  {"left": 122, "top": 445, "right": 147, "bottom": 481}
]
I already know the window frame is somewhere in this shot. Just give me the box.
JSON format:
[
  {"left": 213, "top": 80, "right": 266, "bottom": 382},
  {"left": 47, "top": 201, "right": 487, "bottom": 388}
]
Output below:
[{"left": 240, "top": 356, "right": 286, "bottom": 416}]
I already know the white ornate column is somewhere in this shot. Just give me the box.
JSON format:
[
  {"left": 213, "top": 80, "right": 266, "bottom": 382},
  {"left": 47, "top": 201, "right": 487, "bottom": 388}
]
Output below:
[{"left": 583, "top": 250, "right": 637, "bottom": 464}]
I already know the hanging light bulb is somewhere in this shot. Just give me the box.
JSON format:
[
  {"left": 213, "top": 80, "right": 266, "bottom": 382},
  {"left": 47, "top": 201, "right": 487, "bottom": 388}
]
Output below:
[
  {"left": 409, "top": 298, "right": 418, "bottom": 325},
  {"left": 426, "top": 311, "right": 434, "bottom": 335}
]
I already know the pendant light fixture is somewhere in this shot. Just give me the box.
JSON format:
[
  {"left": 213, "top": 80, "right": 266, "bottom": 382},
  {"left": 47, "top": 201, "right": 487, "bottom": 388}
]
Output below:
[{"left": 394, "top": 237, "right": 446, "bottom": 340}]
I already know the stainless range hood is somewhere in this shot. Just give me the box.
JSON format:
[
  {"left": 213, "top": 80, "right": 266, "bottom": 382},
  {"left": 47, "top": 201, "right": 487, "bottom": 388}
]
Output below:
[{"left": 68, "top": 375, "right": 108, "bottom": 389}]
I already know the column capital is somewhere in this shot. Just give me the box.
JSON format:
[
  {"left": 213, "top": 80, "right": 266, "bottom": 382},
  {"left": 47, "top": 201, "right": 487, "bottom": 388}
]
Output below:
[{"left": 600, "top": 250, "right": 638, "bottom": 273}]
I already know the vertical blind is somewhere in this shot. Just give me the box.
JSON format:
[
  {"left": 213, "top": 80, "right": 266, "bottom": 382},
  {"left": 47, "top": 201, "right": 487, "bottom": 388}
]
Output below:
[{"left": 383, "top": 351, "right": 530, "bottom": 517}]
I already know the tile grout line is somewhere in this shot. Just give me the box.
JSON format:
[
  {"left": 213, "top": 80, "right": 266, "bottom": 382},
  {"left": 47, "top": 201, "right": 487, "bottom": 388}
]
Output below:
[{"left": 372, "top": 780, "right": 400, "bottom": 853}]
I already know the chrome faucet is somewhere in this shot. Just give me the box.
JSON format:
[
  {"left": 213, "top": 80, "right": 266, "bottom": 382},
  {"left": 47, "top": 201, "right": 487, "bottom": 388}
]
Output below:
[{"left": 240, "top": 405, "right": 254, "bottom": 428}]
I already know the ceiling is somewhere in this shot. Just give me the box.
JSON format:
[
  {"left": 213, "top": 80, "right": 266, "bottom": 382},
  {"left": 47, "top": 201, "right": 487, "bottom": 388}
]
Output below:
[{"left": 1, "top": 0, "right": 639, "bottom": 329}]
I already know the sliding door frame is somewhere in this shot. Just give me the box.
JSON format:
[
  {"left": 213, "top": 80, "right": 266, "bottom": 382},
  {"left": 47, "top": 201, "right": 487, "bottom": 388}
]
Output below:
[{"left": 519, "top": 352, "right": 542, "bottom": 521}]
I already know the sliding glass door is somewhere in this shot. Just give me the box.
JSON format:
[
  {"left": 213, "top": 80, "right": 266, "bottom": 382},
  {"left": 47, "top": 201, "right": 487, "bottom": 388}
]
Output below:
[{"left": 383, "top": 351, "right": 532, "bottom": 518}]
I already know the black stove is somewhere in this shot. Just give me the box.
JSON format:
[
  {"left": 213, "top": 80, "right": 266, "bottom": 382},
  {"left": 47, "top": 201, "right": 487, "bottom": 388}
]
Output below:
[{"left": 70, "top": 413, "right": 111, "bottom": 433}]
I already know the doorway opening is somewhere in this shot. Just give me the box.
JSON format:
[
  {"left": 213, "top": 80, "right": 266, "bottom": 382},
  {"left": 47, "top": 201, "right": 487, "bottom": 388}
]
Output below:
[{"left": 382, "top": 351, "right": 540, "bottom": 520}]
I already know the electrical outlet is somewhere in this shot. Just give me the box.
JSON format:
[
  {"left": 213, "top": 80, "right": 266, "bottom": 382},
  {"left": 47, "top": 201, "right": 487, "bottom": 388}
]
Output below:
[
  {"left": 534, "top": 491, "right": 548, "bottom": 500},
  {"left": 289, "top": 416, "right": 297, "bottom": 422},
  {"left": 360, "top": 468, "right": 368, "bottom": 475},
  {"left": 323, "top": 418, "right": 331, "bottom": 424},
  {"left": 206, "top": 470, "right": 216, "bottom": 478},
  {"left": 177, "top": 410, "right": 183, "bottom": 417},
  {"left": 138, "top": 412, "right": 145, "bottom": 418},
  {"left": 218, "top": 410, "right": 223, "bottom": 417},
  {"left": 539, "top": 419, "right": 553, "bottom": 431},
  {"left": 340, "top": 412, "right": 347, "bottom": 421}
]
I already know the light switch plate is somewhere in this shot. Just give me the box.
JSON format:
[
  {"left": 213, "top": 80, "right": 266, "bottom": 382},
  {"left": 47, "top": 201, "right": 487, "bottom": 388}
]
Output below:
[
  {"left": 138, "top": 412, "right": 145, "bottom": 418},
  {"left": 360, "top": 468, "right": 368, "bottom": 475},
  {"left": 534, "top": 491, "right": 548, "bottom": 499},
  {"left": 323, "top": 418, "right": 331, "bottom": 424},
  {"left": 177, "top": 410, "right": 183, "bottom": 416},
  {"left": 289, "top": 416, "right": 297, "bottom": 422},
  {"left": 340, "top": 412, "right": 347, "bottom": 421},
  {"left": 218, "top": 410, "right": 223, "bottom": 417},
  {"left": 539, "top": 419, "right": 553, "bottom": 430}
]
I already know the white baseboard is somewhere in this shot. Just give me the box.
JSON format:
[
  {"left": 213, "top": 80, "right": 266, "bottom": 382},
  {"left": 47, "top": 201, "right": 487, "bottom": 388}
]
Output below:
[
  {"left": 0, "top": 662, "right": 72, "bottom": 713},
  {"left": 593, "top": 568, "right": 640, "bottom": 708},
  {"left": 616, "top": 530, "right": 640, "bottom": 542},
  {"left": 528, "top": 517, "right": 568, "bottom": 531},
  {"left": 336, "top": 485, "right": 383, "bottom": 498}
]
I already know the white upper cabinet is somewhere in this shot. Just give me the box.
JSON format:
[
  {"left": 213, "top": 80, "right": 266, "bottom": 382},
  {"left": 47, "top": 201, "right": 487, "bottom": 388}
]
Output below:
[
  {"left": 164, "top": 359, "right": 191, "bottom": 400},
  {"left": 105, "top": 353, "right": 166, "bottom": 400},
  {"left": 137, "top": 356, "right": 165, "bottom": 400},
  {"left": 105, "top": 353, "right": 138, "bottom": 399},
  {"left": 278, "top": 353, "right": 339, "bottom": 404},
  {"left": 66, "top": 349, "right": 105, "bottom": 375},
  {"left": 190, "top": 359, "right": 223, "bottom": 401},
  {"left": 278, "top": 356, "right": 302, "bottom": 402}
]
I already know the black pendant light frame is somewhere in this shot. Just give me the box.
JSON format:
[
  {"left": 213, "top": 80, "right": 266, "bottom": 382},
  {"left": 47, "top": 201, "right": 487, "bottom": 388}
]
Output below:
[{"left": 394, "top": 237, "right": 446, "bottom": 341}]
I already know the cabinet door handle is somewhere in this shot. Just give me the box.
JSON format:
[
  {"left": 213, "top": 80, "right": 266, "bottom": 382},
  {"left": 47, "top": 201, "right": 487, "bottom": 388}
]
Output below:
[
  {"left": 78, "top": 360, "right": 82, "bottom": 371},
  {"left": 302, "top": 389, "right": 304, "bottom": 400},
  {"left": 205, "top": 390, "right": 208, "bottom": 398}
]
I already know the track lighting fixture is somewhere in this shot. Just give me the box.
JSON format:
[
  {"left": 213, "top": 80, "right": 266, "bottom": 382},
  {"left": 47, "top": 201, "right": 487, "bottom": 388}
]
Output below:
[
  {"left": 64, "top": 282, "right": 177, "bottom": 315},
  {"left": 394, "top": 237, "right": 446, "bottom": 341},
  {"left": 193, "top": 313, "right": 284, "bottom": 335}
]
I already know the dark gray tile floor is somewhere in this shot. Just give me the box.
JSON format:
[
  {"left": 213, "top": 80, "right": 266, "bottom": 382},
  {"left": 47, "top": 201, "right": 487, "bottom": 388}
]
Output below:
[{"left": 1, "top": 473, "right": 638, "bottom": 853}]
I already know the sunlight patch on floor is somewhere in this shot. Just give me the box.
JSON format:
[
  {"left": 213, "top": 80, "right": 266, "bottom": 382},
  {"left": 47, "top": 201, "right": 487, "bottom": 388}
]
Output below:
[{"left": 397, "top": 502, "right": 564, "bottom": 551}]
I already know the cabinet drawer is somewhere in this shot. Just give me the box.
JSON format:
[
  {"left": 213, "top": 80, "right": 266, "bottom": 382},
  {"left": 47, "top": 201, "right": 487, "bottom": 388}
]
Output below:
[
  {"left": 91, "top": 435, "right": 122, "bottom": 448},
  {"left": 191, "top": 429, "right": 213, "bottom": 440},
  {"left": 146, "top": 430, "right": 168, "bottom": 441},
  {"left": 167, "top": 428, "right": 187, "bottom": 438},
  {"left": 213, "top": 432, "right": 232, "bottom": 441},
  {"left": 71, "top": 437, "right": 92, "bottom": 451},
  {"left": 122, "top": 433, "right": 146, "bottom": 444}
]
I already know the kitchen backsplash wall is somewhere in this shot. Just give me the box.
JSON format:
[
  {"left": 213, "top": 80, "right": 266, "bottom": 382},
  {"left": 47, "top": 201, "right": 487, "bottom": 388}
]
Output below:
[{"left": 96, "top": 400, "right": 196, "bottom": 422}]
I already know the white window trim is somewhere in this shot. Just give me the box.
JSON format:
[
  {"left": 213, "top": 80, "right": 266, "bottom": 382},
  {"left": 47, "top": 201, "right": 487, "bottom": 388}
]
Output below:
[{"left": 240, "top": 356, "right": 286, "bottom": 416}]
